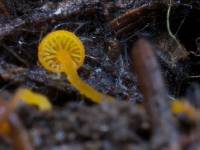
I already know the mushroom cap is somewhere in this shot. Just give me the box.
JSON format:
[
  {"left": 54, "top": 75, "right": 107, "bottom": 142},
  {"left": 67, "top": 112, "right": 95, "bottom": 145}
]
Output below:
[{"left": 38, "top": 30, "right": 85, "bottom": 73}]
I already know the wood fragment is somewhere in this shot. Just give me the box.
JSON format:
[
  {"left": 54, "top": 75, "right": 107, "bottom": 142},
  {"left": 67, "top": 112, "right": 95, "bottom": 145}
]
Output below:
[
  {"left": 0, "top": 101, "right": 34, "bottom": 150},
  {"left": 110, "top": 3, "right": 164, "bottom": 31},
  {"left": 8, "top": 113, "right": 34, "bottom": 150},
  {"left": 132, "top": 38, "right": 180, "bottom": 149}
]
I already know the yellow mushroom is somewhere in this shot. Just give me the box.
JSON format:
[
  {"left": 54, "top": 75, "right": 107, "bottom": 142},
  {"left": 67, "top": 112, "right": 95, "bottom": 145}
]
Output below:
[
  {"left": 171, "top": 100, "right": 198, "bottom": 121},
  {"left": 38, "top": 30, "right": 114, "bottom": 103},
  {"left": 13, "top": 88, "right": 52, "bottom": 111}
]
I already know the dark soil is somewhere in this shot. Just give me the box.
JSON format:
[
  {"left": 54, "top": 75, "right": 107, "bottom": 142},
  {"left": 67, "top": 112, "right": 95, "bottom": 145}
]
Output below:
[{"left": 0, "top": 0, "right": 200, "bottom": 150}]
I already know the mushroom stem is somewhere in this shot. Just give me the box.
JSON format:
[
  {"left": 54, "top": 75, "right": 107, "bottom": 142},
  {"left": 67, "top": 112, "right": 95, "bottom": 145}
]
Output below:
[{"left": 62, "top": 53, "right": 114, "bottom": 103}]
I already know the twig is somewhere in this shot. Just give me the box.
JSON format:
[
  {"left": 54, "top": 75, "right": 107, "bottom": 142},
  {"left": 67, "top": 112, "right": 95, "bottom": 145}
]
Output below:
[
  {"left": 132, "top": 38, "right": 180, "bottom": 149},
  {"left": 109, "top": 3, "right": 166, "bottom": 40},
  {"left": 0, "top": 101, "right": 34, "bottom": 150},
  {"left": 8, "top": 113, "right": 34, "bottom": 150},
  {"left": 110, "top": 3, "right": 163, "bottom": 31},
  {"left": 166, "top": 0, "right": 182, "bottom": 50}
]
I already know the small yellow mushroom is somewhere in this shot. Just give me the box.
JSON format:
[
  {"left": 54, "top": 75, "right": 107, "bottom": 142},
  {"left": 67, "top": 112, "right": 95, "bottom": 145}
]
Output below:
[
  {"left": 13, "top": 88, "right": 52, "bottom": 111},
  {"left": 38, "top": 30, "right": 114, "bottom": 103},
  {"left": 171, "top": 100, "right": 198, "bottom": 121}
]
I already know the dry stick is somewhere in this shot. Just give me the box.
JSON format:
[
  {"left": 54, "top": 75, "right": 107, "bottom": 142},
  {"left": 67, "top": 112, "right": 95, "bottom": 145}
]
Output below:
[
  {"left": 0, "top": 102, "right": 34, "bottom": 150},
  {"left": 109, "top": 3, "right": 165, "bottom": 40},
  {"left": 110, "top": 4, "right": 148, "bottom": 30},
  {"left": 132, "top": 38, "right": 180, "bottom": 150},
  {"left": 0, "top": 0, "right": 101, "bottom": 40},
  {"left": 166, "top": 0, "right": 182, "bottom": 54},
  {"left": 8, "top": 113, "right": 34, "bottom": 150},
  {"left": 110, "top": 3, "right": 162, "bottom": 31},
  {"left": 115, "top": 20, "right": 145, "bottom": 38}
]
